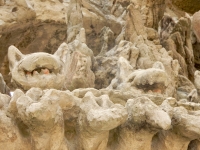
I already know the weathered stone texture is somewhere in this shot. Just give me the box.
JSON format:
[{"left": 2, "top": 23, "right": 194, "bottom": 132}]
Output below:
[
  {"left": 171, "top": 0, "right": 200, "bottom": 14},
  {"left": 0, "top": 0, "right": 200, "bottom": 150}
]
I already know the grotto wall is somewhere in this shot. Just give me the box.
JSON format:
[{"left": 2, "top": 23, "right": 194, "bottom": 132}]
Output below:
[{"left": 0, "top": 0, "right": 200, "bottom": 150}]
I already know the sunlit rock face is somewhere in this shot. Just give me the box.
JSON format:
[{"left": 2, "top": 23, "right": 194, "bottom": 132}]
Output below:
[
  {"left": 8, "top": 45, "right": 66, "bottom": 90},
  {"left": 1, "top": 0, "right": 200, "bottom": 150}
]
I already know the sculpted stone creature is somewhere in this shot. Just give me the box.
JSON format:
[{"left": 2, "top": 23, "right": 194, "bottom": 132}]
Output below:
[
  {"left": 8, "top": 40, "right": 95, "bottom": 91},
  {"left": 108, "top": 57, "right": 169, "bottom": 94},
  {"left": 8, "top": 45, "right": 65, "bottom": 91}
]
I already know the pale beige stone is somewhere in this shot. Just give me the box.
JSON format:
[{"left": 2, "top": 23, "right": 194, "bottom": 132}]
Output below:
[
  {"left": 0, "top": 0, "right": 200, "bottom": 149},
  {"left": 194, "top": 70, "right": 200, "bottom": 97},
  {"left": 160, "top": 16, "right": 195, "bottom": 81},
  {"left": 9, "top": 88, "right": 80, "bottom": 150},
  {"left": 8, "top": 45, "right": 66, "bottom": 90},
  {"left": 109, "top": 58, "right": 169, "bottom": 96},
  {"left": 153, "top": 98, "right": 200, "bottom": 150},
  {"left": 8, "top": 36, "right": 95, "bottom": 91},
  {"left": 0, "top": 92, "right": 31, "bottom": 150},
  {"left": 192, "top": 10, "right": 200, "bottom": 43},
  {"left": 78, "top": 91, "right": 127, "bottom": 150},
  {"left": 114, "top": 96, "right": 171, "bottom": 150}
]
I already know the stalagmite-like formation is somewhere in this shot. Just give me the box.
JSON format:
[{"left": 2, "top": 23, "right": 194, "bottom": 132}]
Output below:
[{"left": 0, "top": 0, "right": 200, "bottom": 150}]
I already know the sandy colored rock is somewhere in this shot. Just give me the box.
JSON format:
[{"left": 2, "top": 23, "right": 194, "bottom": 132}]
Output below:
[
  {"left": 192, "top": 10, "right": 200, "bottom": 42},
  {"left": 0, "top": 92, "right": 31, "bottom": 150},
  {"left": 8, "top": 45, "right": 66, "bottom": 90},
  {"left": 8, "top": 33, "right": 95, "bottom": 91},
  {"left": 152, "top": 98, "right": 200, "bottom": 150},
  {"left": 160, "top": 16, "right": 195, "bottom": 81},
  {"left": 8, "top": 88, "right": 79, "bottom": 150},
  {"left": 171, "top": 0, "right": 200, "bottom": 14},
  {"left": 0, "top": 73, "right": 10, "bottom": 95},
  {"left": 112, "top": 96, "right": 171, "bottom": 150},
  {"left": 78, "top": 91, "right": 127, "bottom": 150},
  {"left": 0, "top": 0, "right": 200, "bottom": 149}
]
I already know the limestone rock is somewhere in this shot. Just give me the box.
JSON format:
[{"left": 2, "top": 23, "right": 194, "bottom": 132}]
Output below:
[
  {"left": 113, "top": 96, "right": 171, "bottom": 150},
  {"left": 171, "top": 0, "right": 200, "bottom": 14},
  {"left": 66, "top": 0, "right": 83, "bottom": 43},
  {"left": 194, "top": 70, "right": 200, "bottom": 93},
  {"left": 160, "top": 16, "right": 195, "bottom": 81},
  {"left": 0, "top": 91, "right": 31, "bottom": 150},
  {"left": 109, "top": 58, "right": 169, "bottom": 96},
  {"left": 56, "top": 37, "right": 95, "bottom": 91},
  {"left": 152, "top": 98, "right": 200, "bottom": 150},
  {"left": 8, "top": 45, "right": 66, "bottom": 90},
  {"left": 0, "top": 0, "right": 200, "bottom": 149},
  {"left": 129, "top": 0, "right": 166, "bottom": 29},
  {"left": 0, "top": 21, "right": 68, "bottom": 87},
  {"left": 7, "top": 38, "right": 95, "bottom": 91},
  {"left": 192, "top": 10, "right": 200, "bottom": 42},
  {"left": 0, "top": 73, "right": 10, "bottom": 95},
  {"left": 8, "top": 88, "right": 79, "bottom": 150},
  {"left": 94, "top": 56, "right": 118, "bottom": 89},
  {"left": 176, "top": 75, "right": 196, "bottom": 101},
  {"left": 94, "top": 40, "right": 139, "bottom": 89},
  {"left": 78, "top": 91, "right": 127, "bottom": 150},
  {"left": 192, "top": 10, "right": 200, "bottom": 70}
]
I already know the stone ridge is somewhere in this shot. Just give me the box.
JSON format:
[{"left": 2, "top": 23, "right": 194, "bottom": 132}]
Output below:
[{"left": 0, "top": 0, "right": 200, "bottom": 150}]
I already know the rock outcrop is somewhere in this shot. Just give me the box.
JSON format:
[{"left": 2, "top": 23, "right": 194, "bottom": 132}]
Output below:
[
  {"left": 0, "top": 0, "right": 200, "bottom": 150},
  {"left": 170, "top": 0, "right": 200, "bottom": 14}
]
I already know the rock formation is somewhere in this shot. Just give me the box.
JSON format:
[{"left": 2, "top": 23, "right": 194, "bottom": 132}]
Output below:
[
  {"left": 0, "top": 0, "right": 200, "bottom": 150},
  {"left": 170, "top": 0, "right": 200, "bottom": 14}
]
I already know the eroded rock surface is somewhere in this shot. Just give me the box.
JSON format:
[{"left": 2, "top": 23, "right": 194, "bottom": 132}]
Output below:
[
  {"left": 0, "top": 0, "right": 200, "bottom": 150},
  {"left": 171, "top": 0, "right": 200, "bottom": 14},
  {"left": 7, "top": 32, "right": 95, "bottom": 91},
  {"left": 114, "top": 97, "right": 171, "bottom": 150},
  {"left": 152, "top": 98, "right": 200, "bottom": 150}
]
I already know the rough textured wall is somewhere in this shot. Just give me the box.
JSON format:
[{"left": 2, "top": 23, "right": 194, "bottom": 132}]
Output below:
[
  {"left": 171, "top": 0, "right": 200, "bottom": 14},
  {"left": 0, "top": 0, "right": 200, "bottom": 150}
]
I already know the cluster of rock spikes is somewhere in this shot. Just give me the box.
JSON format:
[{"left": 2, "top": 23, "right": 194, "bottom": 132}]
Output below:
[{"left": 1, "top": 0, "right": 200, "bottom": 150}]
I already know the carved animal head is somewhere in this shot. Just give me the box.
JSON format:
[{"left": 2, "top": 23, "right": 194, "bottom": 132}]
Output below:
[
  {"left": 8, "top": 45, "right": 65, "bottom": 91},
  {"left": 109, "top": 58, "right": 169, "bottom": 94}
]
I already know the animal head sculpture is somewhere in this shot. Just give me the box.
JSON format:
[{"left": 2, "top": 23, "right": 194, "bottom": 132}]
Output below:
[
  {"left": 8, "top": 40, "right": 95, "bottom": 91},
  {"left": 8, "top": 45, "right": 65, "bottom": 91}
]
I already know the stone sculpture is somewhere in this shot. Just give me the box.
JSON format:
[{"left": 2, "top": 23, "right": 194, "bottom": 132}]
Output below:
[
  {"left": 8, "top": 45, "right": 66, "bottom": 90},
  {"left": 8, "top": 34, "right": 95, "bottom": 91},
  {"left": 0, "top": 0, "right": 200, "bottom": 150}
]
